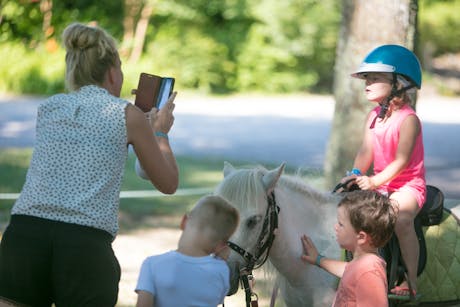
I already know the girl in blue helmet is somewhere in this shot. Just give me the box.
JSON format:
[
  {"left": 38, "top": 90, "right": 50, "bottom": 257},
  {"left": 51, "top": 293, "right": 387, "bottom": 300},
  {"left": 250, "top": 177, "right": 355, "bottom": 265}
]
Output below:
[{"left": 344, "top": 44, "right": 426, "bottom": 299}]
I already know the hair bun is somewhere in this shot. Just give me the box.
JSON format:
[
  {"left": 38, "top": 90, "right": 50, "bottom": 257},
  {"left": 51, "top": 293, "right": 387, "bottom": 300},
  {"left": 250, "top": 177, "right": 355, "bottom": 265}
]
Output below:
[{"left": 62, "top": 23, "right": 99, "bottom": 52}]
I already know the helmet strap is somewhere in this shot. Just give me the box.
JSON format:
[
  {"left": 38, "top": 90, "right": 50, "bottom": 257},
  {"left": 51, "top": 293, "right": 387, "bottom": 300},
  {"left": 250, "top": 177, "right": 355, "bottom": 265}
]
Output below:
[{"left": 369, "top": 73, "right": 415, "bottom": 129}]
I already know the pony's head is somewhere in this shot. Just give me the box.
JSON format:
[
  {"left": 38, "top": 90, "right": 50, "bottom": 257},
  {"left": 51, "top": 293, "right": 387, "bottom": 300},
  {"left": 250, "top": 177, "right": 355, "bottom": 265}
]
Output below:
[
  {"left": 215, "top": 162, "right": 340, "bottom": 306},
  {"left": 215, "top": 161, "right": 285, "bottom": 295}
]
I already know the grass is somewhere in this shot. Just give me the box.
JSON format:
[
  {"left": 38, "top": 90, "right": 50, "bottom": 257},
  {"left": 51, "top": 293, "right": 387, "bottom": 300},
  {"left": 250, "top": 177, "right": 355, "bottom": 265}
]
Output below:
[
  {"left": 0, "top": 148, "right": 225, "bottom": 232},
  {"left": 0, "top": 148, "right": 323, "bottom": 233}
]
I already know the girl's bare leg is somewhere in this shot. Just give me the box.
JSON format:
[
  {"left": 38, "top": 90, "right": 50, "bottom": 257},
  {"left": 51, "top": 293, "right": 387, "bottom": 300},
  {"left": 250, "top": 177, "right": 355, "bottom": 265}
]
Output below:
[{"left": 390, "top": 191, "right": 420, "bottom": 295}]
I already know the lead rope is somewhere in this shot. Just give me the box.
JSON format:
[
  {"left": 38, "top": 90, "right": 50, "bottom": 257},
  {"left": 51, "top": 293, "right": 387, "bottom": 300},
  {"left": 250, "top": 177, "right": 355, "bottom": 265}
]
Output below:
[
  {"left": 222, "top": 272, "right": 258, "bottom": 307},
  {"left": 241, "top": 271, "right": 258, "bottom": 307}
]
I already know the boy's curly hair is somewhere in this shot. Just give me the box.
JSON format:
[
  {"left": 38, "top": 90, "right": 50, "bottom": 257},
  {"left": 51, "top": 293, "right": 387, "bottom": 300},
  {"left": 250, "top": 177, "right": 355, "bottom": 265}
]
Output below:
[{"left": 338, "top": 190, "right": 398, "bottom": 248}]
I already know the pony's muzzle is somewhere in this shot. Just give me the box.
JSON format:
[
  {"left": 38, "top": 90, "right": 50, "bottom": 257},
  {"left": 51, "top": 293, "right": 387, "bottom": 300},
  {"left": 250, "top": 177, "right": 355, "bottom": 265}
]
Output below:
[{"left": 226, "top": 260, "right": 241, "bottom": 296}]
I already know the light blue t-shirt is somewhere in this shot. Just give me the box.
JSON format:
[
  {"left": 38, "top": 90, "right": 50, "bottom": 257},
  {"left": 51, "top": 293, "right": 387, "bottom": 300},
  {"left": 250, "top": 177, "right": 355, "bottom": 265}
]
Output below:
[
  {"left": 136, "top": 251, "right": 230, "bottom": 307},
  {"left": 12, "top": 85, "right": 129, "bottom": 237}
]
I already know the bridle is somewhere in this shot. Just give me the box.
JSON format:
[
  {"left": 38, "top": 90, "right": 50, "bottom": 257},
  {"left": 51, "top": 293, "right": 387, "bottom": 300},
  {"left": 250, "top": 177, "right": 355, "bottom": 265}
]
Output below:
[{"left": 227, "top": 191, "right": 280, "bottom": 307}]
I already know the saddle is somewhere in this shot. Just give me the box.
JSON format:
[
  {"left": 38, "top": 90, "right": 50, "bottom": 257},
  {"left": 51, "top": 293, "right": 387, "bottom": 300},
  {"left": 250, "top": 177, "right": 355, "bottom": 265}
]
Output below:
[
  {"left": 418, "top": 185, "right": 444, "bottom": 227},
  {"left": 333, "top": 182, "right": 445, "bottom": 301}
]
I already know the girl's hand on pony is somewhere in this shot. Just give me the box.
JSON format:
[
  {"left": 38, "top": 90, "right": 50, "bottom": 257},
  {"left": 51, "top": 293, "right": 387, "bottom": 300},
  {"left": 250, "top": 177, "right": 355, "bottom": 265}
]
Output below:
[
  {"left": 355, "top": 175, "right": 377, "bottom": 190},
  {"left": 340, "top": 174, "right": 357, "bottom": 184}
]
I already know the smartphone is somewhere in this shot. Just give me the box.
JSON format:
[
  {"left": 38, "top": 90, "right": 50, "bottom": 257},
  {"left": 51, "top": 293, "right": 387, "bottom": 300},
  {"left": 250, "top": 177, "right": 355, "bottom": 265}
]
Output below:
[
  {"left": 133, "top": 73, "right": 163, "bottom": 112},
  {"left": 156, "top": 77, "right": 175, "bottom": 110}
]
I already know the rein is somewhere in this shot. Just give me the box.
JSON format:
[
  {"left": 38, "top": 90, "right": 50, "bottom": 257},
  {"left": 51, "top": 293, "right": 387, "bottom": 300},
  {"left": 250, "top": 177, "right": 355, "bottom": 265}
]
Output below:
[
  {"left": 227, "top": 191, "right": 280, "bottom": 307},
  {"left": 332, "top": 178, "right": 359, "bottom": 194}
]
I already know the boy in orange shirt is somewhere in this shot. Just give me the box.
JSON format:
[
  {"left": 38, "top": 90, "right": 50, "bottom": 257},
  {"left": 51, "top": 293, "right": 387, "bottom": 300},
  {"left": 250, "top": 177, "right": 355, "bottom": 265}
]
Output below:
[{"left": 301, "top": 190, "right": 397, "bottom": 306}]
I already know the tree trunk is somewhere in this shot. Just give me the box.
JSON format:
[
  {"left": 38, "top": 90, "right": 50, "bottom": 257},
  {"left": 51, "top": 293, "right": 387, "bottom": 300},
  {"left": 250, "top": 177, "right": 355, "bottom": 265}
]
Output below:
[
  {"left": 40, "top": 0, "right": 53, "bottom": 39},
  {"left": 324, "top": 0, "right": 418, "bottom": 189},
  {"left": 120, "top": 0, "right": 142, "bottom": 58},
  {"left": 128, "top": 0, "right": 154, "bottom": 63}
]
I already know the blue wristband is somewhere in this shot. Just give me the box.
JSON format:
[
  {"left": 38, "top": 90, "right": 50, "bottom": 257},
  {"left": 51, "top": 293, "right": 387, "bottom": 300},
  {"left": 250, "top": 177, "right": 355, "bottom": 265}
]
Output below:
[
  {"left": 155, "top": 131, "right": 169, "bottom": 140},
  {"left": 347, "top": 168, "right": 361, "bottom": 176},
  {"left": 315, "top": 254, "right": 325, "bottom": 267}
]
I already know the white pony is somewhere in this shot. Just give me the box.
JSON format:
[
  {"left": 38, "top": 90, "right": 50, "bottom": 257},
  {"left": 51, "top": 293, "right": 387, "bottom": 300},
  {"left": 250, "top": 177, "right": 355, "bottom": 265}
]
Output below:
[{"left": 215, "top": 162, "right": 342, "bottom": 307}]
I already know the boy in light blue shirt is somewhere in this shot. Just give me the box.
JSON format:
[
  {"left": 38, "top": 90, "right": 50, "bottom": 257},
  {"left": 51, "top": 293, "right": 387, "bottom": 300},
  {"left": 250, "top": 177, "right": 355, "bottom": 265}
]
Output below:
[{"left": 135, "top": 195, "right": 239, "bottom": 307}]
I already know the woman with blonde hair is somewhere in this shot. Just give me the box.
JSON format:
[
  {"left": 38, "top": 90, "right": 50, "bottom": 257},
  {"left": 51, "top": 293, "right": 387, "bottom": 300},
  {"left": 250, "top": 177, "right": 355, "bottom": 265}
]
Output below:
[{"left": 0, "top": 22, "right": 179, "bottom": 306}]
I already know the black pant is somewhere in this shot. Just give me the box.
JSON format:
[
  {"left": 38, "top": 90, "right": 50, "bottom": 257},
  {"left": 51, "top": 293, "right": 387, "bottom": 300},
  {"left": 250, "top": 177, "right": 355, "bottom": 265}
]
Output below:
[{"left": 0, "top": 215, "right": 120, "bottom": 307}]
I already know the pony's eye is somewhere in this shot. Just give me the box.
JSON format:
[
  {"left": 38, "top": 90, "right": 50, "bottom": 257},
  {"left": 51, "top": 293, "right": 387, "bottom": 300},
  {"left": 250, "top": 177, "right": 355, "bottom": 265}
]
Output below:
[{"left": 246, "top": 215, "right": 262, "bottom": 229}]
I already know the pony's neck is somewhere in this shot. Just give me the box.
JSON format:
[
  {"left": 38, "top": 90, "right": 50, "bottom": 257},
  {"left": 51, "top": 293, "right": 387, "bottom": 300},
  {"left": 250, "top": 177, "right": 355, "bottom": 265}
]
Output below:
[{"left": 268, "top": 183, "right": 340, "bottom": 286}]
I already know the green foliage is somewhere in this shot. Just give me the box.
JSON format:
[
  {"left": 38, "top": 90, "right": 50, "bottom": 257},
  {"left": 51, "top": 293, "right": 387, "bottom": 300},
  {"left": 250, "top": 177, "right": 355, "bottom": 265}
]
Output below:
[
  {"left": 419, "top": 0, "right": 460, "bottom": 56},
  {"left": 146, "top": 0, "right": 340, "bottom": 93},
  {"left": 233, "top": 0, "right": 339, "bottom": 93},
  {"left": 0, "top": 0, "right": 124, "bottom": 45},
  {"left": 145, "top": 0, "right": 254, "bottom": 93},
  {"left": 0, "top": 43, "right": 65, "bottom": 95},
  {"left": 144, "top": 28, "right": 234, "bottom": 93},
  {"left": 50, "top": 0, "right": 125, "bottom": 40},
  {"left": 0, "top": 0, "right": 459, "bottom": 96},
  {"left": 0, "top": 0, "right": 44, "bottom": 44}
]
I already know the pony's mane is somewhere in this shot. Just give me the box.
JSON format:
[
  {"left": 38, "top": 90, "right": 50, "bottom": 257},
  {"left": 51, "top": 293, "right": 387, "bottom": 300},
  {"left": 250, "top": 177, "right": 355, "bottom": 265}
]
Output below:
[
  {"left": 216, "top": 165, "right": 267, "bottom": 212},
  {"left": 216, "top": 164, "right": 334, "bottom": 211},
  {"left": 277, "top": 173, "right": 333, "bottom": 204}
]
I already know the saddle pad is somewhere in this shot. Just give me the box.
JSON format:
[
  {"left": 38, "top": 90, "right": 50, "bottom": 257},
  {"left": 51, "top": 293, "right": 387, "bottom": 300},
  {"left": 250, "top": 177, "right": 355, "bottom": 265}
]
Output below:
[{"left": 417, "top": 209, "right": 460, "bottom": 303}]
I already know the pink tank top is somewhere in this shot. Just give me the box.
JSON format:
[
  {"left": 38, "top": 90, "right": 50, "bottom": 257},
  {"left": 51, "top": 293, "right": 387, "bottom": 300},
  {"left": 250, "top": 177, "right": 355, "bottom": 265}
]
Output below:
[{"left": 369, "top": 104, "right": 426, "bottom": 207}]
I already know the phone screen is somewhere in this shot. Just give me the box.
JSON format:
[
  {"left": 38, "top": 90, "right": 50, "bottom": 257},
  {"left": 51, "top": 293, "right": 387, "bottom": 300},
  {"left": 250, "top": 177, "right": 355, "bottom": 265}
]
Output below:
[{"left": 156, "top": 78, "right": 175, "bottom": 109}]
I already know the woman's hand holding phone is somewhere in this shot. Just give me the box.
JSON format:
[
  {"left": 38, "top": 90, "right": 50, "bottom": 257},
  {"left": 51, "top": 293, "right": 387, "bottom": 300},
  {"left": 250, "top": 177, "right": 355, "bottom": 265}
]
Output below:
[{"left": 153, "top": 91, "right": 177, "bottom": 134}]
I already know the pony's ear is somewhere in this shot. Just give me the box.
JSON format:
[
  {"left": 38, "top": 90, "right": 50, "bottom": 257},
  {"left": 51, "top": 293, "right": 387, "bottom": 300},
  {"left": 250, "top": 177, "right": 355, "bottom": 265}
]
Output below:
[
  {"left": 262, "top": 162, "right": 285, "bottom": 193},
  {"left": 223, "top": 161, "right": 236, "bottom": 178}
]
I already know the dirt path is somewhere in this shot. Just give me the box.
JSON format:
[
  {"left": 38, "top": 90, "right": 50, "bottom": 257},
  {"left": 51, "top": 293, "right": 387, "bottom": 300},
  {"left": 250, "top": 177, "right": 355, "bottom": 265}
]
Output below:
[{"left": 113, "top": 228, "right": 180, "bottom": 307}]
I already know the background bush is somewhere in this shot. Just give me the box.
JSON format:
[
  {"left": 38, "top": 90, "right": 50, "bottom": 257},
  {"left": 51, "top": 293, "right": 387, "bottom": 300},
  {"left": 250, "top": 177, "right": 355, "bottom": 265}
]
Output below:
[{"left": 0, "top": 0, "right": 458, "bottom": 96}]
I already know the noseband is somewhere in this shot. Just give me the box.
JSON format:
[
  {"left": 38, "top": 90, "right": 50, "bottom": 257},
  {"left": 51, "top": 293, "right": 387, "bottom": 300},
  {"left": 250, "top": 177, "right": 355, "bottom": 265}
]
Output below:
[{"left": 227, "top": 191, "right": 280, "bottom": 307}]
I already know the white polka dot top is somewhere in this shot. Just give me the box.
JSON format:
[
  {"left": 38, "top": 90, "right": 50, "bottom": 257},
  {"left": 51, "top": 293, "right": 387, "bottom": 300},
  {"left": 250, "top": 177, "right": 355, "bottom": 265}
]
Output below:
[{"left": 12, "top": 85, "right": 129, "bottom": 237}]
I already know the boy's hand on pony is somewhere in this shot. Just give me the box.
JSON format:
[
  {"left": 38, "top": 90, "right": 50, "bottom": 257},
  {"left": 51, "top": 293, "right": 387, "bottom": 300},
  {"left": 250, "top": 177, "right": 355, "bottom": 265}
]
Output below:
[{"left": 300, "top": 235, "right": 319, "bottom": 265}]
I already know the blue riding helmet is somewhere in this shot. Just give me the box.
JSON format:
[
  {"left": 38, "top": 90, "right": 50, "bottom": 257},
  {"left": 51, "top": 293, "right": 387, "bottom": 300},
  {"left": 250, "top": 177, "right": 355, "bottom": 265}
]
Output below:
[{"left": 351, "top": 44, "right": 422, "bottom": 89}]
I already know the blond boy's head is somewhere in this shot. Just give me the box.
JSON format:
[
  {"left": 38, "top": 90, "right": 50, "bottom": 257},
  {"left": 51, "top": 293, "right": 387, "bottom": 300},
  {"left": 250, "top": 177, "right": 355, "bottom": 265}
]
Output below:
[{"left": 187, "top": 195, "right": 239, "bottom": 245}]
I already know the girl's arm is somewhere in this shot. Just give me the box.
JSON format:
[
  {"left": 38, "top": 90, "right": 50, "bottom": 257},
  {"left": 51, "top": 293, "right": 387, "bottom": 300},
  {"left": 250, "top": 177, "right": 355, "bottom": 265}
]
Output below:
[
  {"left": 353, "top": 112, "right": 375, "bottom": 174},
  {"left": 353, "top": 128, "right": 374, "bottom": 175}
]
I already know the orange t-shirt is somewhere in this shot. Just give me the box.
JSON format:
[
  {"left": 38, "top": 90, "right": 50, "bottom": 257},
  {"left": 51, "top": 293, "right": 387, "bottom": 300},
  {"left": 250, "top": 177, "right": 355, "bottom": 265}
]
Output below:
[{"left": 332, "top": 254, "right": 388, "bottom": 307}]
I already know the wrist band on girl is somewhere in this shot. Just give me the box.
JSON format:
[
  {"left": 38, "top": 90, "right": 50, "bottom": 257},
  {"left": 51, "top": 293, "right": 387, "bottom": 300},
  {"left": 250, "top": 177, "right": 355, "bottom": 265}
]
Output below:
[
  {"left": 155, "top": 131, "right": 169, "bottom": 140},
  {"left": 315, "top": 254, "right": 325, "bottom": 267},
  {"left": 346, "top": 168, "right": 362, "bottom": 176}
]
